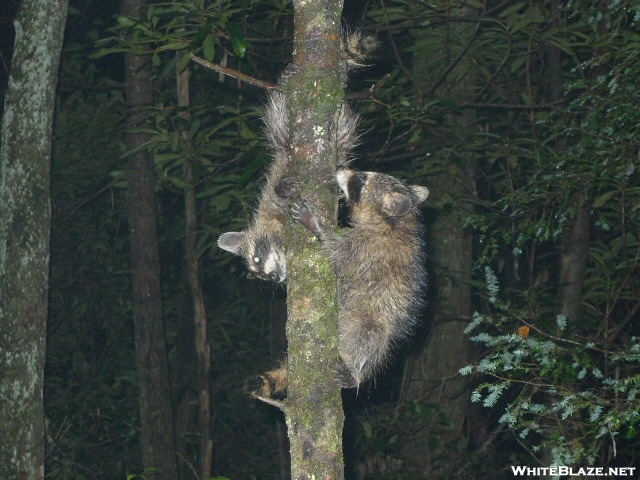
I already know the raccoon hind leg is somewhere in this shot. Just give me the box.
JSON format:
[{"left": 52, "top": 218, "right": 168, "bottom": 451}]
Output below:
[
  {"left": 337, "top": 358, "right": 358, "bottom": 388},
  {"left": 246, "top": 363, "right": 289, "bottom": 399},
  {"left": 340, "top": 314, "right": 392, "bottom": 386}
]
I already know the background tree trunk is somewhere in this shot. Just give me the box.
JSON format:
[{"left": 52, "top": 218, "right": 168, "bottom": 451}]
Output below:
[
  {"left": 281, "top": 1, "right": 346, "bottom": 478},
  {"left": 0, "top": 0, "right": 68, "bottom": 478},
  {"left": 549, "top": 0, "right": 590, "bottom": 323},
  {"left": 122, "top": 0, "right": 179, "bottom": 478},
  {"left": 405, "top": 3, "right": 477, "bottom": 473},
  {"left": 177, "top": 54, "right": 213, "bottom": 478}
]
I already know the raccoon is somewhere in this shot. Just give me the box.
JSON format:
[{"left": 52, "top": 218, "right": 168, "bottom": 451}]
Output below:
[
  {"left": 216, "top": 88, "right": 291, "bottom": 282},
  {"left": 218, "top": 34, "right": 376, "bottom": 282},
  {"left": 340, "top": 30, "right": 381, "bottom": 84},
  {"left": 248, "top": 168, "right": 429, "bottom": 397}
]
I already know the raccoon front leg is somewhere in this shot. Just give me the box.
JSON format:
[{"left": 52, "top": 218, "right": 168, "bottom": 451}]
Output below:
[
  {"left": 274, "top": 176, "right": 299, "bottom": 200},
  {"left": 290, "top": 198, "right": 328, "bottom": 237}
]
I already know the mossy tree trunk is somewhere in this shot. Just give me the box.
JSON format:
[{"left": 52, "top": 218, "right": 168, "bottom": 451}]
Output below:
[
  {"left": 122, "top": 0, "right": 179, "bottom": 478},
  {"left": 280, "top": 1, "right": 346, "bottom": 478},
  {"left": 0, "top": 0, "right": 68, "bottom": 478}
]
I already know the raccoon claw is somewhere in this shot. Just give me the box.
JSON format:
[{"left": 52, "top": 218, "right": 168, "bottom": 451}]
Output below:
[
  {"left": 279, "top": 63, "right": 301, "bottom": 85},
  {"left": 290, "top": 197, "right": 310, "bottom": 220},
  {"left": 336, "top": 361, "right": 358, "bottom": 389},
  {"left": 275, "top": 177, "right": 298, "bottom": 199},
  {"left": 291, "top": 198, "right": 324, "bottom": 236}
]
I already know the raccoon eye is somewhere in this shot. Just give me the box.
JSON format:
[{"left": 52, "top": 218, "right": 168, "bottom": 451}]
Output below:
[
  {"left": 347, "top": 173, "right": 367, "bottom": 203},
  {"left": 253, "top": 256, "right": 262, "bottom": 265},
  {"left": 354, "top": 173, "right": 367, "bottom": 186}
]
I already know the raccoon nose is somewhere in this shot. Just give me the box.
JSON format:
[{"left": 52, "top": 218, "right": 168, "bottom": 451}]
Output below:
[{"left": 269, "top": 271, "right": 279, "bottom": 281}]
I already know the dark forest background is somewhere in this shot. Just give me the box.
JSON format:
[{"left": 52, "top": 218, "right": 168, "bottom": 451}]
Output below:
[{"left": 1, "top": 0, "right": 639, "bottom": 479}]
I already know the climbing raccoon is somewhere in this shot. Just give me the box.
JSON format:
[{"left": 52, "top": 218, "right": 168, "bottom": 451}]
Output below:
[
  {"left": 217, "top": 33, "right": 376, "bottom": 283},
  {"left": 247, "top": 168, "right": 429, "bottom": 397},
  {"left": 216, "top": 87, "right": 292, "bottom": 283}
]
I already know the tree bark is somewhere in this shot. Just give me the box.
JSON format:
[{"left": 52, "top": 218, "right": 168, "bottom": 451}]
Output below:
[
  {"left": 281, "top": 1, "right": 346, "bottom": 479},
  {"left": 558, "top": 205, "right": 589, "bottom": 321},
  {"left": 405, "top": 3, "right": 477, "bottom": 472},
  {"left": 176, "top": 55, "right": 213, "bottom": 479},
  {"left": 122, "top": 0, "right": 179, "bottom": 478},
  {"left": 407, "top": 163, "right": 475, "bottom": 465},
  {"left": 0, "top": 0, "right": 68, "bottom": 478},
  {"left": 548, "top": 0, "right": 590, "bottom": 323}
]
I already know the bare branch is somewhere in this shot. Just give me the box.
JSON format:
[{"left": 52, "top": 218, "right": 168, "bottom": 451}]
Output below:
[{"left": 189, "top": 54, "right": 279, "bottom": 90}]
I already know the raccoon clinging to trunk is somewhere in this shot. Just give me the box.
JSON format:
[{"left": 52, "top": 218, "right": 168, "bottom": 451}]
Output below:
[
  {"left": 217, "top": 32, "right": 376, "bottom": 283},
  {"left": 247, "top": 168, "right": 428, "bottom": 397}
]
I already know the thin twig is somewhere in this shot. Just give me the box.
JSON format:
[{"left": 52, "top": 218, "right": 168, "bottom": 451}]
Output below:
[
  {"left": 458, "top": 101, "right": 563, "bottom": 110},
  {"left": 254, "top": 395, "right": 287, "bottom": 412},
  {"left": 423, "top": 21, "right": 482, "bottom": 97},
  {"left": 189, "top": 54, "right": 279, "bottom": 91}
]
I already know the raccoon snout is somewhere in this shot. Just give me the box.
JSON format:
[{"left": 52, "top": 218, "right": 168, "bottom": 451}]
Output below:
[{"left": 269, "top": 271, "right": 280, "bottom": 282}]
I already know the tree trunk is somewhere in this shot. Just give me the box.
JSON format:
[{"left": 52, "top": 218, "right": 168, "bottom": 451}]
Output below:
[
  {"left": 0, "top": 0, "right": 68, "bottom": 478},
  {"left": 548, "top": 0, "right": 590, "bottom": 323},
  {"left": 281, "top": 1, "right": 346, "bottom": 478},
  {"left": 122, "top": 0, "right": 179, "bottom": 478},
  {"left": 405, "top": 3, "right": 477, "bottom": 473},
  {"left": 545, "top": 1, "right": 590, "bottom": 471},
  {"left": 176, "top": 55, "right": 213, "bottom": 478},
  {"left": 558, "top": 205, "right": 590, "bottom": 322}
]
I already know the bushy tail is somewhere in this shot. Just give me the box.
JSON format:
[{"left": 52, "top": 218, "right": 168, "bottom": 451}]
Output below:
[{"left": 264, "top": 31, "right": 377, "bottom": 166}]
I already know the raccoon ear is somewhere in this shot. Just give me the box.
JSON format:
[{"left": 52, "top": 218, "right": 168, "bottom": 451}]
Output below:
[
  {"left": 411, "top": 185, "right": 429, "bottom": 204},
  {"left": 382, "top": 192, "right": 413, "bottom": 217},
  {"left": 218, "top": 232, "right": 245, "bottom": 255}
]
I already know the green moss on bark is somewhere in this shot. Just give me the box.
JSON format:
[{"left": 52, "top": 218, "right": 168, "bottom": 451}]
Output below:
[{"left": 282, "top": 1, "right": 346, "bottom": 479}]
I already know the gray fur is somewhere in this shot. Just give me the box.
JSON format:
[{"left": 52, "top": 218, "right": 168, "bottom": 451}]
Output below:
[
  {"left": 219, "top": 33, "right": 375, "bottom": 282},
  {"left": 292, "top": 169, "right": 428, "bottom": 387}
]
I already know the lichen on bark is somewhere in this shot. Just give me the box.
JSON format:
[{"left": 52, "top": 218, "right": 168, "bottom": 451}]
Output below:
[
  {"left": 0, "top": 1, "right": 69, "bottom": 479},
  {"left": 281, "top": 1, "right": 346, "bottom": 479}
]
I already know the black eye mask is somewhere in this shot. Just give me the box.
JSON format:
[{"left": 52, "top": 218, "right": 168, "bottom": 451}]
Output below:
[
  {"left": 347, "top": 172, "right": 367, "bottom": 203},
  {"left": 252, "top": 236, "right": 274, "bottom": 266}
]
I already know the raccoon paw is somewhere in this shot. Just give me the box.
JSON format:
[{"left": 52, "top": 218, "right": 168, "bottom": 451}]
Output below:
[
  {"left": 278, "top": 63, "right": 301, "bottom": 85},
  {"left": 291, "top": 198, "right": 324, "bottom": 236},
  {"left": 246, "top": 374, "right": 287, "bottom": 400},
  {"left": 336, "top": 361, "right": 358, "bottom": 389},
  {"left": 275, "top": 176, "right": 299, "bottom": 199}
]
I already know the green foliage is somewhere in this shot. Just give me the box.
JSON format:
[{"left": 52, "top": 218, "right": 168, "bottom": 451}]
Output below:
[
  {"left": 44, "top": 0, "right": 640, "bottom": 478},
  {"left": 353, "top": 0, "right": 640, "bottom": 477},
  {"left": 461, "top": 266, "right": 640, "bottom": 466},
  {"left": 457, "top": 5, "right": 640, "bottom": 468},
  {"left": 46, "top": 1, "right": 294, "bottom": 478}
]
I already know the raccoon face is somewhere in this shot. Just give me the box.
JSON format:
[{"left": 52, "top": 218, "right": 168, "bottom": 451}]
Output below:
[
  {"left": 218, "top": 231, "right": 287, "bottom": 283},
  {"left": 336, "top": 168, "right": 429, "bottom": 220}
]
